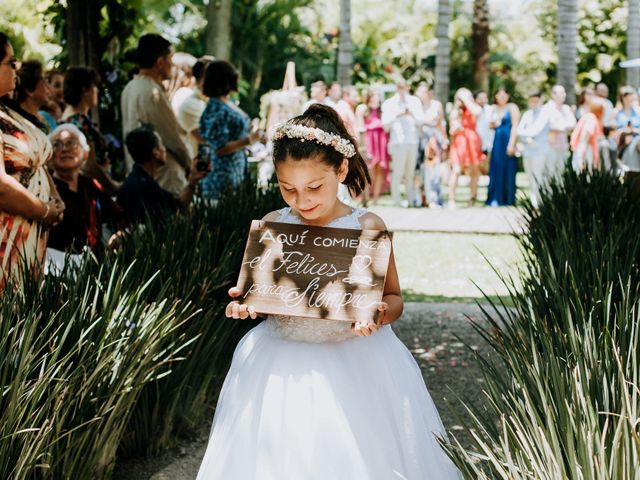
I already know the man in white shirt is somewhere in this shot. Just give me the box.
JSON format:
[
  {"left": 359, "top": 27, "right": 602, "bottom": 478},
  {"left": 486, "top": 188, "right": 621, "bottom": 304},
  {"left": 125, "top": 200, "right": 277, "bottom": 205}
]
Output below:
[
  {"left": 474, "top": 90, "right": 494, "bottom": 157},
  {"left": 381, "top": 79, "right": 425, "bottom": 207},
  {"left": 517, "top": 85, "right": 576, "bottom": 181},
  {"left": 121, "top": 34, "right": 192, "bottom": 195},
  {"left": 517, "top": 92, "right": 548, "bottom": 208}
]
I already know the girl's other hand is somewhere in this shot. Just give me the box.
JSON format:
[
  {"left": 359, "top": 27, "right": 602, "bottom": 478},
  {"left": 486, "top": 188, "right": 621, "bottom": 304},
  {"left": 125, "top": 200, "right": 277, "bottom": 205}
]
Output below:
[
  {"left": 352, "top": 320, "right": 380, "bottom": 336},
  {"left": 225, "top": 286, "right": 257, "bottom": 320}
]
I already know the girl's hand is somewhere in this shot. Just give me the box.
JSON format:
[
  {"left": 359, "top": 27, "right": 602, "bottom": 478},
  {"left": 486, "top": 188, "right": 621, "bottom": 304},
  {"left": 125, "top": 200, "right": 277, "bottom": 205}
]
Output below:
[
  {"left": 352, "top": 321, "right": 380, "bottom": 336},
  {"left": 351, "top": 302, "right": 388, "bottom": 336},
  {"left": 225, "top": 286, "right": 257, "bottom": 320}
]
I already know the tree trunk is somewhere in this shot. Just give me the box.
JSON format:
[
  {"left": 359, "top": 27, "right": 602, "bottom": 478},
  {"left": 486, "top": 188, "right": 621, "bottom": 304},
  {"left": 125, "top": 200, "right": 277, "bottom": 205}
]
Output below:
[
  {"left": 556, "top": 0, "right": 578, "bottom": 105},
  {"left": 206, "top": 0, "right": 233, "bottom": 60},
  {"left": 434, "top": 0, "right": 451, "bottom": 105},
  {"left": 472, "top": 0, "right": 490, "bottom": 92},
  {"left": 337, "top": 0, "right": 353, "bottom": 86},
  {"left": 628, "top": 0, "right": 640, "bottom": 88},
  {"left": 66, "top": 0, "right": 101, "bottom": 68}
]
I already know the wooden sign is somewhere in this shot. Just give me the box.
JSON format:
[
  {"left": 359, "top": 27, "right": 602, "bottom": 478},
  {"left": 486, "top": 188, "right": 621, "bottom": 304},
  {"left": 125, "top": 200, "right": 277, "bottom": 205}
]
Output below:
[{"left": 237, "top": 220, "right": 393, "bottom": 322}]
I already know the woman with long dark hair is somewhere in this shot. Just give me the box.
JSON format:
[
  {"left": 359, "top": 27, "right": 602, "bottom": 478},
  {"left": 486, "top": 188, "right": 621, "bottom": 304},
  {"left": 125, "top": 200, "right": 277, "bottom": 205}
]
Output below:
[{"left": 0, "top": 33, "right": 64, "bottom": 288}]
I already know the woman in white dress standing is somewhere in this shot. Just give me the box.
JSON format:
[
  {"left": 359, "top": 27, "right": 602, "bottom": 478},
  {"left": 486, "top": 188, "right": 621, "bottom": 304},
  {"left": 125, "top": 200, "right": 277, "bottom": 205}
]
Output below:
[{"left": 196, "top": 103, "right": 461, "bottom": 480}]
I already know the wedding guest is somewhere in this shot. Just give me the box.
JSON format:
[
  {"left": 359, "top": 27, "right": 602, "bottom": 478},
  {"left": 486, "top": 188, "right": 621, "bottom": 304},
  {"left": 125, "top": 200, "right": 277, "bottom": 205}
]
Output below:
[
  {"left": 614, "top": 85, "right": 640, "bottom": 132},
  {"left": 48, "top": 124, "right": 124, "bottom": 255},
  {"left": 575, "top": 86, "right": 594, "bottom": 120},
  {"left": 618, "top": 130, "right": 640, "bottom": 197},
  {"left": 517, "top": 92, "right": 548, "bottom": 208},
  {"left": 570, "top": 96, "right": 604, "bottom": 172},
  {"left": 355, "top": 89, "right": 390, "bottom": 203},
  {"left": 448, "top": 87, "right": 483, "bottom": 208},
  {"left": 40, "top": 69, "right": 65, "bottom": 129},
  {"left": 0, "top": 33, "right": 64, "bottom": 288},
  {"left": 118, "top": 125, "right": 208, "bottom": 224},
  {"left": 486, "top": 87, "right": 520, "bottom": 207},
  {"left": 324, "top": 82, "right": 342, "bottom": 110},
  {"left": 121, "top": 33, "right": 192, "bottom": 194},
  {"left": 518, "top": 85, "right": 576, "bottom": 182},
  {"left": 14, "top": 60, "right": 51, "bottom": 133},
  {"left": 381, "top": 79, "right": 424, "bottom": 207},
  {"left": 474, "top": 90, "right": 494, "bottom": 162},
  {"left": 303, "top": 80, "right": 327, "bottom": 111},
  {"left": 595, "top": 82, "right": 615, "bottom": 126},
  {"left": 61, "top": 66, "right": 120, "bottom": 195},
  {"left": 177, "top": 56, "right": 214, "bottom": 157},
  {"left": 415, "top": 82, "right": 446, "bottom": 207},
  {"left": 199, "top": 60, "right": 258, "bottom": 198},
  {"left": 170, "top": 51, "right": 197, "bottom": 114},
  {"left": 335, "top": 85, "right": 359, "bottom": 136}
]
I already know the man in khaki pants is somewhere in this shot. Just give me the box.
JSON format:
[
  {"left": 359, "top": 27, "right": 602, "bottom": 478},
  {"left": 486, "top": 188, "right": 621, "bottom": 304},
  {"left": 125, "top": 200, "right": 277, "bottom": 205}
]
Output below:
[
  {"left": 122, "top": 34, "right": 192, "bottom": 195},
  {"left": 381, "top": 80, "right": 424, "bottom": 207}
]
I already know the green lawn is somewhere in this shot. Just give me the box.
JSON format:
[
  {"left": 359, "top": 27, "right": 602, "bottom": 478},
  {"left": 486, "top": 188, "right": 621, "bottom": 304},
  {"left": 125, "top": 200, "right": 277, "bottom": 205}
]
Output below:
[{"left": 393, "top": 231, "right": 523, "bottom": 301}]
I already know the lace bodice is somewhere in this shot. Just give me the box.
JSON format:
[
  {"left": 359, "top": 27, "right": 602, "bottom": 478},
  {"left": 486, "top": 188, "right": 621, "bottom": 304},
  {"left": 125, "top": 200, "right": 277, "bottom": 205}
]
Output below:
[{"left": 264, "top": 207, "right": 367, "bottom": 343}]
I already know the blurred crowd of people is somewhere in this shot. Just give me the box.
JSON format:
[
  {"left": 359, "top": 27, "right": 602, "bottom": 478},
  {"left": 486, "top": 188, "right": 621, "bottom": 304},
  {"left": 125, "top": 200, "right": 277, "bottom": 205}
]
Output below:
[
  {"left": 294, "top": 78, "right": 640, "bottom": 209},
  {"left": 2, "top": 28, "right": 640, "bottom": 287}
]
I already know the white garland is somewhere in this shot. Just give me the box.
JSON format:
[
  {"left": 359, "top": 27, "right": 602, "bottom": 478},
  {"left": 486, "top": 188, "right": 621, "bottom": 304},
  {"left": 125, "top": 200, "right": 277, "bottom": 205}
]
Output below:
[{"left": 271, "top": 123, "right": 356, "bottom": 158}]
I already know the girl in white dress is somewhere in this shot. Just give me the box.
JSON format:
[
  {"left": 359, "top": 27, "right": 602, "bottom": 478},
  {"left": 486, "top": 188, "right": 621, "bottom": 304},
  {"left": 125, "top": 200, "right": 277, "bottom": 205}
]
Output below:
[{"left": 196, "top": 103, "right": 461, "bottom": 480}]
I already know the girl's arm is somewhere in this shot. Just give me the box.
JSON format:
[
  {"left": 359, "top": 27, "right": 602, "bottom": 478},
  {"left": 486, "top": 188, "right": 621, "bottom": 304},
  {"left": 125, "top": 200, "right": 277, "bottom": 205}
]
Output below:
[{"left": 357, "top": 212, "right": 403, "bottom": 329}]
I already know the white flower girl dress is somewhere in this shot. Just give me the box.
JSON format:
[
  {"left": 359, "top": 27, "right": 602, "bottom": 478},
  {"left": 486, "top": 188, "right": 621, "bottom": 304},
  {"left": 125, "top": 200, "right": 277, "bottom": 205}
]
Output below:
[{"left": 196, "top": 207, "right": 461, "bottom": 479}]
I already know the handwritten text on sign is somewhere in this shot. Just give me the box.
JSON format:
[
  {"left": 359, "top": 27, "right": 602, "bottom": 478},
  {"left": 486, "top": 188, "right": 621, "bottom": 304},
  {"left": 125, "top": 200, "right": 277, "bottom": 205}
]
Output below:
[{"left": 237, "top": 221, "right": 393, "bottom": 322}]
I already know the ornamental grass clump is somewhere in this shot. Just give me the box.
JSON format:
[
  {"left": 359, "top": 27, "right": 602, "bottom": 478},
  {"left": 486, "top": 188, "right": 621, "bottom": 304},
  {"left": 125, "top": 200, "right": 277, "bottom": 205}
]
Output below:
[
  {"left": 0, "top": 259, "right": 191, "bottom": 479},
  {"left": 116, "top": 177, "right": 285, "bottom": 455},
  {"left": 447, "top": 170, "right": 640, "bottom": 479},
  {"left": 0, "top": 175, "right": 284, "bottom": 478}
]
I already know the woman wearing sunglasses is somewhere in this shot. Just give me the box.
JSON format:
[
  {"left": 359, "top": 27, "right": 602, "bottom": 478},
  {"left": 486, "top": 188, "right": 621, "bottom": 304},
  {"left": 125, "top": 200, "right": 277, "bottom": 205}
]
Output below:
[{"left": 0, "top": 32, "right": 64, "bottom": 288}]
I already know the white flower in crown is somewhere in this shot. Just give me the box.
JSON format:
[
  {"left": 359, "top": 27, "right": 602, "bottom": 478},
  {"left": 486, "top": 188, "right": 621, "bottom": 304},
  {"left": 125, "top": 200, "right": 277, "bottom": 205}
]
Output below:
[{"left": 270, "top": 123, "right": 357, "bottom": 158}]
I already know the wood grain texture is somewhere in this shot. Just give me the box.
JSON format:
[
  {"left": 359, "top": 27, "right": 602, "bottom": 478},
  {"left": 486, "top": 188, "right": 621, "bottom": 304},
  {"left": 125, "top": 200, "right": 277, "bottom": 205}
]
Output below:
[{"left": 237, "top": 221, "right": 393, "bottom": 322}]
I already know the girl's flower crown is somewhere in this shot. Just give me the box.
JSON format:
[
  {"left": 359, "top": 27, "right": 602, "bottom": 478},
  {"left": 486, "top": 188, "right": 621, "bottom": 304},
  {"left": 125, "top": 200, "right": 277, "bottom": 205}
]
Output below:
[{"left": 271, "top": 123, "right": 357, "bottom": 158}]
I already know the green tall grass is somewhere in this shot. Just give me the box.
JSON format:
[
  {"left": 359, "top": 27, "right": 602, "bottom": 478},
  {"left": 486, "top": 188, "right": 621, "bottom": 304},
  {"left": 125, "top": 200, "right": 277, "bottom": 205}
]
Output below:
[
  {"left": 0, "top": 176, "right": 284, "bottom": 478},
  {"left": 447, "top": 170, "right": 640, "bottom": 479}
]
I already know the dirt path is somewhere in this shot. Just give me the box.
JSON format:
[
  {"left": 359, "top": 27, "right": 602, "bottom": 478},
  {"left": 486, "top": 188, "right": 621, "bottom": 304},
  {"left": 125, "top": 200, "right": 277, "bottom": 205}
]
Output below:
[{"left": 114, "top": 302, "right": 493, "bottom": 480}]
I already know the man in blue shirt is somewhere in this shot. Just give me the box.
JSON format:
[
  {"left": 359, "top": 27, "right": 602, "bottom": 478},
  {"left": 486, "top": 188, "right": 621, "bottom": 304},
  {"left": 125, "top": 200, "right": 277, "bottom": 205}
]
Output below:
[{"left": 118, "top": 125, "right": 209, "bottom": 224}]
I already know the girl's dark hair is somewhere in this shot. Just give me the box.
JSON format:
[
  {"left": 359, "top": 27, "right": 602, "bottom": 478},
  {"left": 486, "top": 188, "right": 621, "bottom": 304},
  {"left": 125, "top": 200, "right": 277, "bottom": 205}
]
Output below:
[
  {"left": 202, "top": 60, "right": 239, "bottom": 97},
  {"left": 15, "top": 60, "right": 44, "bottom": 103},
  {"left": 272, "top": 103, "right": 370, "bottom": 196},
  {"left": 0, "top": 33, "right": 9, "bottom": 63},
  {"left": 63, "top": 67, "right": 101, "bottom": 106}
]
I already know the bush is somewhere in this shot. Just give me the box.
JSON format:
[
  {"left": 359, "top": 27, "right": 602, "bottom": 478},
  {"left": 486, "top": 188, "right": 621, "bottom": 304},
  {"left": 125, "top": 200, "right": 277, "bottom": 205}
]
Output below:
[
  {"left": 0, "top": 176, "right": 284, "bottom": 479},
  {"left": 447, "top": 170, "right": 640, "bottom": 479}
]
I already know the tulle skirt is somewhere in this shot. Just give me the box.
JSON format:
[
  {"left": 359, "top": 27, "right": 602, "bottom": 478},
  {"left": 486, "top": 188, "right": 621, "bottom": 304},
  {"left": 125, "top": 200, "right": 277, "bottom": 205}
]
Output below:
[{"left": 196, "top": 321, "right": 461, "bottom": 480}]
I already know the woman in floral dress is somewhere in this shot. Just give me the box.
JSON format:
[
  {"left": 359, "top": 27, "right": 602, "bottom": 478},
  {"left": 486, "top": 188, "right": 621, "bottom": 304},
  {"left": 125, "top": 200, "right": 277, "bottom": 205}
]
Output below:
[{"left": 0, "top": 33, "right": 64, "bottom": 288}]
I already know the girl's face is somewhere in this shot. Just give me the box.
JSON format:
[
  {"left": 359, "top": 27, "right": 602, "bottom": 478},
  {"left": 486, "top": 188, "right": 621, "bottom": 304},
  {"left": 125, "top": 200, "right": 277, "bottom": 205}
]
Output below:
[{"left": 275, "top": 157, "right": 348, "bottom": 225}]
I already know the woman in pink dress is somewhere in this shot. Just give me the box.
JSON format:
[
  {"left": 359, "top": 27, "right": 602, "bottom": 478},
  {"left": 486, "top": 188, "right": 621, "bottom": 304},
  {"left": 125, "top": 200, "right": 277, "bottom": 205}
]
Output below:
[
  {"left": 448, "top": 88, "right": 483, "bottom": 208},
  {"left": 356, "top": 89, "right": 390, "bottom": 203}
]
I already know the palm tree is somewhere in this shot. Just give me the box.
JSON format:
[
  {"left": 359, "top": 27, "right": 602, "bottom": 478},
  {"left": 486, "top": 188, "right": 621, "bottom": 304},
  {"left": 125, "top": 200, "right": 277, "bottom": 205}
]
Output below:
[
  {"left": 472, "top": 0, "right": 490, "bottom": 92},
  {"left": 434, "top": 0, "right": 451, "bottom": 105},
  {"left": 337, "top": 0, "right": 353, "bottom": 86},
  {"left": 206, "top": 0, "right": 232, "bottom": 59},
  {"left": 66, "top": 0, "right": 101, "bottom": 68},
  {"left": 556, "top": 0, "right": 578, "bottom": 105},
  {"left": 628, "top": 0, "right": 640, "bottom": 88}
]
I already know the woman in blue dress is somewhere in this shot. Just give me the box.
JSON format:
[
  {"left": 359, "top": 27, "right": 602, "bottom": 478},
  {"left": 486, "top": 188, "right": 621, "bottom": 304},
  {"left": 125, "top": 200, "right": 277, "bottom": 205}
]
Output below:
[
  {"left": 200, "top": 60, "right": 258, "bottom": 198},
  {"left": 486, "top": 87, "right": 520, "bottom": 206}
]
